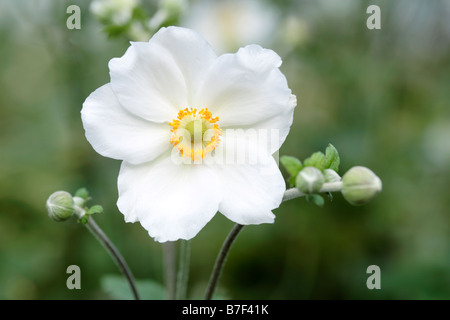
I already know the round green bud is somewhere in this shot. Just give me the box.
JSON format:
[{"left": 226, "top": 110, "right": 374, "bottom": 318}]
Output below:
[
  {"left": 341, "top": 166, "right": 382, "bottom": 206},
  {"left": 296, "top": 166, "right": 325, "bottom": 194},
  {"left": 46, "top": 191, "right": 75, "bottom": 222}
]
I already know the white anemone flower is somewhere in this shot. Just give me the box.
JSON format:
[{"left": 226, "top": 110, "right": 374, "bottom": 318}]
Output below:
[{"left": 81, "top": 26, "right": 297, "bottom": 242}]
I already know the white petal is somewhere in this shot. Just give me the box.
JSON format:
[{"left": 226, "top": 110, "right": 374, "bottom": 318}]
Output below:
[
  {"left": 81, "top": 83, "right": 171, "bottom": 164},
  {"left": 109, "top": 26, "right": 217, "bottom": 122},
  {"left": 195, "top": 44, "right": 296, "bottom": 138},
  {"left": 249, "top": 94, "right": 297, "bottom": 154},
  {"left": 150, "top": 26, "right": 217, "bottom": 103},
  {"left": 117, "top": 157, "right": 222, "bottom": 242},
  {"left": 216, "top": 154, "right": 286, "bottom": 225},
  {"left": 205, "top": 108, "right": 297, "bottom": 167},
  {"left": 109, "top": 41, "right": 184, "bottom": 122}
]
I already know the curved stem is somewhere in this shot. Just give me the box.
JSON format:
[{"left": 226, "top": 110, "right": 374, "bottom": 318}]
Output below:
[
  {"left": 204, "top": 223, "right": 244, "bottom": 300},
  {"left": 204, "top": 183, "right": 343, "bottom": 300},
  {"left": 282, "top": 187, "right": 305, "bottom": 202},
  {"left": 85, "top": 217, "right": 140, "bottom": 300}
]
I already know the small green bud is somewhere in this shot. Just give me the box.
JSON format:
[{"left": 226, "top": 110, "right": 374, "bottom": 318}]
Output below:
[
  {"left": 73, "top": 196, "right": 85, "bottom": 208},
  {"left": 341, "top": 166, "right": 382, "bottom": 206},
  {"left": 46, "top": 191, "right": 75, "bottom": 222},
  {"left": 79, "top": 215, "right": 90, "bottom": 224},
  {"left": 296, "top": 167, "right": 325, "bottom": 194},
  {"left": 324, "top": 169, "right": 341, "bottom": 183}
]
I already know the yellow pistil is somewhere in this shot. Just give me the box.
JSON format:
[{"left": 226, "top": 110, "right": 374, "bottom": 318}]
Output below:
[{"left": 169, "top": 108, "right": 222, "bottom": 162}]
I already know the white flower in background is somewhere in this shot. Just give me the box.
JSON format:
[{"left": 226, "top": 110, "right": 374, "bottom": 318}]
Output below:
[
  {"left": 127, "top": 20, "right": 151, "bottom": 42},
  {"left": 180, "top": 0, "right": 278, "bottom": 53},
  {"left": 90, "top": 0, "right": 139, "bottom": 25},
  {"left": 280, "top": 15, "right": 310, "bottom": 48},
  {"left": 149, "top": 0, "right": 187, "bottom": 31},
  {"left": 81, "top": 27, "right": 296, "bottom": 242}
]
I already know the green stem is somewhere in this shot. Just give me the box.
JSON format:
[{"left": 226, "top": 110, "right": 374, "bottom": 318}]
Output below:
[
  {"left": 85, "top": 217, "right": 140, "bottom": 300},
  {"left": 283, "top": 182, "right": 343, "bottom": 201},
  {"left": 163, "top": 241, "right": 177, "bottom": 300},
  {"left": 204, "top": 184, "right": 344, "bottom": 299},
  {"left": 176, "top": 240, "right": 191, "bottom": 300},
  {"left": 204, "top": 224, "right": 244, "bottom": 300}
]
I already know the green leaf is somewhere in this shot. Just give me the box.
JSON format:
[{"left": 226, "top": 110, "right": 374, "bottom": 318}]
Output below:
[
  {"left": 280, "top": 156, "right": 303, "bottom": 187},
  {"left": 306, "top": 194, "right": 325, "bottom": 207},
  {"left": 86, "top": 205, "right": 103, "bottom": 215},
  {"left": 280, "top": 156, "right": 303, "bottom": 176},
  {"left": 74, "top": 188, "right": 89, "bottom": 200},
  {"left": 303, "top": 152, "right": 326, "bottom": 171},
  {"left": 101, "top": 274, "right": 166, "bottom": 300},
  {"left": 324, "top": 144, "right": 340, "bottom": 172},
  {"left": 103, "top": 24, "right": 130, "bottom": 38},
  {"left": 288, "top": 176, "right": 296, "bottom": 188},
  {"left": 131, "top": 6, "right": 148, "bottom": 22}
]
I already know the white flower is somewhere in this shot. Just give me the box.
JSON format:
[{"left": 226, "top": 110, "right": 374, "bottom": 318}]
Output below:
[{"left": 81, "top": 26, "right": 297, "bottom": 242}]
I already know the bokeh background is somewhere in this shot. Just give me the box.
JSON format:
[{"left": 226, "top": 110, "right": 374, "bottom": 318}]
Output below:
[{"left": 1, "top": 0, "right": 449, "bottom": 299}]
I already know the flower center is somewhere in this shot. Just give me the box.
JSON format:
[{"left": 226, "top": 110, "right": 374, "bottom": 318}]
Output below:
[
  {"left": 169, "top": 108, "right": 222, "bottom": 162},
  {"left": 185, "top": 120, "right": 208, "bottom": 138}
]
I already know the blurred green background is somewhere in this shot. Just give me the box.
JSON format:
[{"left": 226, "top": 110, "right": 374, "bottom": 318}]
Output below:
[{"left": 1, "top": 0, "right": 449, "bottom": 299}]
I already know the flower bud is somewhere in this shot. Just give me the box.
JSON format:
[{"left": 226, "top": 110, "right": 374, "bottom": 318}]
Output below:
[
  {"left": 324, "top": 169, "right": 341, "bottom": 183},
  {"left": 295, "top": 166, "right": 325, "bottom": 194},
  {"left": 46, "top": 191, "right": 75, "bottom": 222},
  {"left": 341, "top": 166, "right": 382, "bottom": 206}
]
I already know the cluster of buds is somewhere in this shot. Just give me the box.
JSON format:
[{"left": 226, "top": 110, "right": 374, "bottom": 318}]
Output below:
[
  {"left": 295, "top": 165, "right": 382, "bottom": 205},
  {"left": 90, "top": 0, "right": 186, "bottom": 41},
  {"left": 281, "top": 144, "right": 382, "bottom": 206}
]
